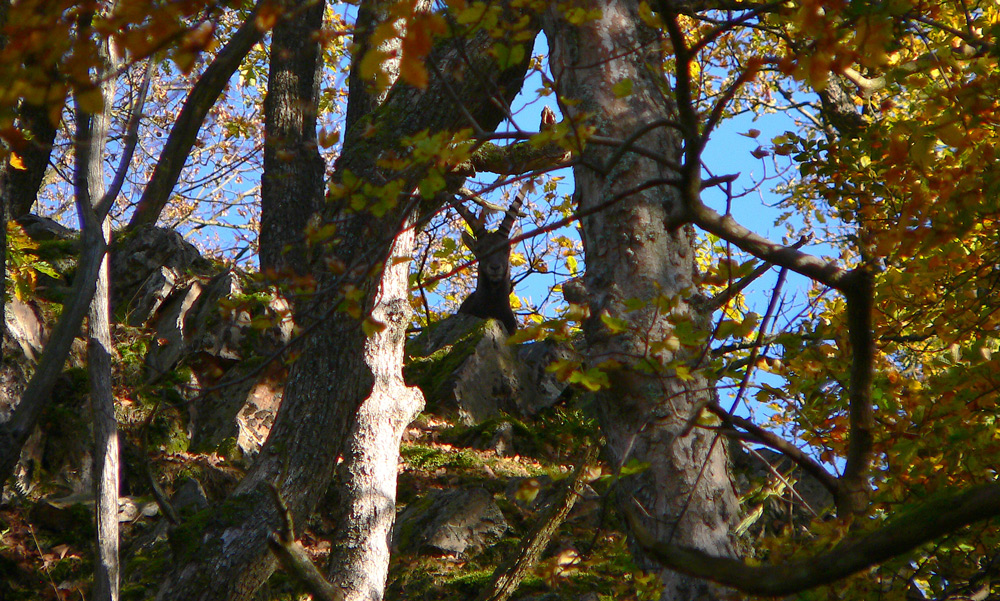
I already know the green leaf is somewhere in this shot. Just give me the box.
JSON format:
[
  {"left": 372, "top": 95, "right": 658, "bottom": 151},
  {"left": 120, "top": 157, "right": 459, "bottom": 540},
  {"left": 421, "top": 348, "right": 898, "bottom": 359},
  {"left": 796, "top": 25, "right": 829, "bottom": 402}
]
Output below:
[{"left": 612, "top": 78, "right": 633, "bottom": 98}]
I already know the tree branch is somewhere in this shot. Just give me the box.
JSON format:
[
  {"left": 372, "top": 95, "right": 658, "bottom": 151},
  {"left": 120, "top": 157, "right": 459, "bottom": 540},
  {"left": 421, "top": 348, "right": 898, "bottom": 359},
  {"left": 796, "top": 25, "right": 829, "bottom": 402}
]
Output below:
[
  {"left": 688, "top": 201, "right": 851, "bottom": 291},
  {"left": 267, "top": 485, "right": 344, "bottom": 601},
  {"left": 626, "top": 484, "right": 1000, "bottom": 596},
  {"left": 126, "top": 0, "right": 268, "bottom": 229},
  {"left": 711, "top": 406, "right": 840, "bottom": 498},
  {"left": 477, "top": 446, "right": 598, "bottom": 601},
  {"left": 839, "top": 269, "right": 875, "bottom": 515}
]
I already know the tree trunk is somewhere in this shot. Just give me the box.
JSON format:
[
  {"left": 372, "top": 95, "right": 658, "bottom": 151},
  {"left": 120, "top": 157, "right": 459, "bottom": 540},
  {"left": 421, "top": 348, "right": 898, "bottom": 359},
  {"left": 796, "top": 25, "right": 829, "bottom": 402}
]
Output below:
[
  {"left": 73, "top": 31, "right": 120, "bottom": 601},
  {"left": 89, "top": 220, "right": 119, "bottom": 601},
  {"left": 4, "top": 100, "right": 58, "bottom": 218},
  {"left": 151, "top": 14, "right": 536, "bottom": 599},
  {"left": 544, "top": 3, "right": 740, "bottom": 600},
  {"left": 322, "top": 216, "right": 424, "bottom": 601},
  {"left": 258, "top": 0, "right": 326, "bottom": 272}
]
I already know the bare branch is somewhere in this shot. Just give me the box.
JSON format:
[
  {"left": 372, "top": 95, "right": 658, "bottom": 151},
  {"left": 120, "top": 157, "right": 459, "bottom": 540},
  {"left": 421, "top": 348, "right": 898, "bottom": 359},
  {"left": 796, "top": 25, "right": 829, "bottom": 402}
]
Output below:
[
  {"left": 689, "top": 202, "right": 851, "bottom": 291},
  {"left": 95, "top": 58, "right": 154, "bottom": 218},
  {"left": 127, "top": 0, "right": 269, "bottom": 229},
  {"left": 626, "top": 484, "right": 1000, "bottom": 596},
  {"left": 711, "top": 407, "right": 840, "bottom": 498},
  {"left": 267, "top": 485, "right": 344, "bottom": 601}
]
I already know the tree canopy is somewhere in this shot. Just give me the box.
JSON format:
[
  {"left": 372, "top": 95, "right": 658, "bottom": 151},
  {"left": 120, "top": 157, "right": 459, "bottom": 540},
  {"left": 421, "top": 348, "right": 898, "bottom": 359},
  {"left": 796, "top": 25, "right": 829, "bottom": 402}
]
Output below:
[{"left": 1, "top": 0, "right": 999, "bottom": 600}]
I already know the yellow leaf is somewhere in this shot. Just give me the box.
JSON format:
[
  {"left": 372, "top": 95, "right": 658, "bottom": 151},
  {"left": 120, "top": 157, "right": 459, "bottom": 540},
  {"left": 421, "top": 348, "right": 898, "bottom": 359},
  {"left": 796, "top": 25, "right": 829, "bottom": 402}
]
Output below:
[
  {"left": 76, "top": 87, "right": 105, "bottom": 115},
  {"left": 9, "top": 153, "right": 26, "bottom": 170},
  {"left": 319, "top": 127, "right": 341, "bottom": 149},
  {"left": 362, "top": 317, "right": 388, "bottom": 337},
  {"left": 675, "top": 365, "right": 693, "bottom": 381}
]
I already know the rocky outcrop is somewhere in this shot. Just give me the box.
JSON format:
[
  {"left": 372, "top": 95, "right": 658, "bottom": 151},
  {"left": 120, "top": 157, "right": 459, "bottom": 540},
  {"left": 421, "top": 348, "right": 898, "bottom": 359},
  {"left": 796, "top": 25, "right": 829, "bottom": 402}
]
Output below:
[
  {"left": 3, "top": 220, "right": 292, "bottom": 481},
  {"left": 406, "top": 315, "right": 579, "bottom": 424},
  {"left": 393, "top": 487, "right": 508, "bottom": 557}
]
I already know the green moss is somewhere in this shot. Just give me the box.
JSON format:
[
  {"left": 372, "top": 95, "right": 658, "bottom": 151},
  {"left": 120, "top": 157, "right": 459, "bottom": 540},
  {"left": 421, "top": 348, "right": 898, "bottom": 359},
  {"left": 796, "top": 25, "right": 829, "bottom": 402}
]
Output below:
[
  {"left": 215, "top": 437, "right": 242, "bottom": 462},
  {"left": 122, "top": 530, "right": 173, "bottom": 599},
  {"left": 116, "top": 334, "right": 151, "bottom": 368},
  {"left": 166, "top": 493, "right": 258, "bottom": 570},
  {"left": 148, "top": 407, "right": 190, "bottom": 453},
  {"left": 401, "top": 443, "right": 481, "bottom": 471},
  {"left": 404, "top": 320, "right": 488, "bottom": 407},
  {"left": 445, "top": 568, "right": 493, "bottom": 590}
]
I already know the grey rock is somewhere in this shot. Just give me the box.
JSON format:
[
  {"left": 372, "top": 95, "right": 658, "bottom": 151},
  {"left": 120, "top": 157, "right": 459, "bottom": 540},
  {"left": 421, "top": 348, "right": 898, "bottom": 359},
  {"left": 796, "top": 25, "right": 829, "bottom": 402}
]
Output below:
[
  {"left": 111, "top": 225, "right": 211, "bottom": 316},
  {"left": 407, "top": 314, "right": 579, "bottom": 424},
  {"left": 15, "top": 214, "right": 73, "bottom": 241},
  {"left": 144, "top": 281, "right": 203, "bottom": 382},
  {"left": 126, "top": 267, "right": 178, "bottom": 327},
  {"left": 393, "top": 487, "right": 508, "bottom": 557},
  {"left": 4, "top": 298, "right": 46, "bottom": 361},
  {"left": 515, "top": 339, "right": 578, "bottom": 416}
]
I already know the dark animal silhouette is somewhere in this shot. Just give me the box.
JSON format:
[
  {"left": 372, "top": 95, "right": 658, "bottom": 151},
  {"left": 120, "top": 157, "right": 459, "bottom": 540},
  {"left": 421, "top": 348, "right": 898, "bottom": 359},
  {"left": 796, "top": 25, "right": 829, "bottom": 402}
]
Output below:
[{"left": 453, "top": 185, "right": 526, "bottom": 334}]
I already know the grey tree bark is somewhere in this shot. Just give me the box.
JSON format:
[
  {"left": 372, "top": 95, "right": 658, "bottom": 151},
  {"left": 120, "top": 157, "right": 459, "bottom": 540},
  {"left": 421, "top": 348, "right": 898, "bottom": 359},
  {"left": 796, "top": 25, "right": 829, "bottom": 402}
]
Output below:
[
  {"left": 152, "top": 11, "right": 535, "bottom": 599},
  {"left": 544, "top": 3, "right": 740, "bottom": 600},
  {"left": 320, "top": 3, "right": 434, "bottom": 600},
  {"left": 3, "top": 100, "right": 58, "bottom": 218},
  {"left": 72, "top": 23, "right": 121, "bottom": 601},
  {"left": 258, "top": 0, "right": 326, "bottom": 272}
]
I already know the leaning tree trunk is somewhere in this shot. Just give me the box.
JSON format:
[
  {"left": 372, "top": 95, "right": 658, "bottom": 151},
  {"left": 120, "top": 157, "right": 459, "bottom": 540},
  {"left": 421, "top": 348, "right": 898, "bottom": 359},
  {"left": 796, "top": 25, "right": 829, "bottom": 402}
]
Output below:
[
  {"left": 544, "top": 3, "right": 740, "bottom": 600},
  {"left": 152, "top": 11, "right": 536, "bottom": 600}
]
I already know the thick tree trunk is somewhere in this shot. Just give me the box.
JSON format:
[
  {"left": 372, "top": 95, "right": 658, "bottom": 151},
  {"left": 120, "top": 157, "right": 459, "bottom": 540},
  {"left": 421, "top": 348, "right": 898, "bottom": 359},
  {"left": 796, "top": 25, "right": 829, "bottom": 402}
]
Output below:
[
  {"left": 544, "top": 3, "right": 740, "bottom": 600},
  {"left": 322, "top": 216, "right": 424, "bottom": 601},
  {"left": 152, "top": 14, "right": 536, "bottom": 600},
  {"left": 258, "top": 0, "right": 326, "bottom": 272}
]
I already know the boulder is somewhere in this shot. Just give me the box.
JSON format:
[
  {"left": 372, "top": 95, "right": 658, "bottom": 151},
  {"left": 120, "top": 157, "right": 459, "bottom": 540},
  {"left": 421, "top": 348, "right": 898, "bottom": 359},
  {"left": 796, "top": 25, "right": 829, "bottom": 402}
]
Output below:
[{"left": 393, "top": 487, "right": 508, "bottom": 557}]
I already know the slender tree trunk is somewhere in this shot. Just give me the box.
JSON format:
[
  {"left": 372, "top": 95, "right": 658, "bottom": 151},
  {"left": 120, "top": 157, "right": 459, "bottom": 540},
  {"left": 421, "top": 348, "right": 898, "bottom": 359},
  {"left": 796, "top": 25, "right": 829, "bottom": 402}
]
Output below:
[
  {"left": 152, "top": 14, "right": 535, "bottom": 599},
  {"left": 321, "top": 4, "right": 430, "bottom": 599},
  {"left": 323, "top": 216, "right": 424, "bottom": 601},
  {"left": 544, "top": 3, "right": 740, "bottom": 600},
  {"left": 89, "top": 224, "right": 118, "bottom": 601},
  {"left": 73, "top": 30, "right": 120, "bottom": 601}
]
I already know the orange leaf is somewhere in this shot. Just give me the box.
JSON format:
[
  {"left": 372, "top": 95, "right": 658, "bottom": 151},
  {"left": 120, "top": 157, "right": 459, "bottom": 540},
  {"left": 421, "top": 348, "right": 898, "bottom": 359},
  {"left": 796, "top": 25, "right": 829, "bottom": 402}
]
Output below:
[{"left": 399, "top": 53, "right": 428, "bottom": 89}]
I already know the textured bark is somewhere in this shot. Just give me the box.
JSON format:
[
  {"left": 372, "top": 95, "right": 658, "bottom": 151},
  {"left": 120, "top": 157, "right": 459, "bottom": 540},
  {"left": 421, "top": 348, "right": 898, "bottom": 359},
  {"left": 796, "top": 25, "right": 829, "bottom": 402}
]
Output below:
[
  {"left": 82, "top": 78, "right": 120, "bottom": 601},
  {"left": 345, "top": 0, "right": 409, "bottom": 134},
  {"left": 544, "top": 3, "right": 739, "bottom": 600},
  {"left": 322, "top": 218, "right": 424, "bottom": 601},
  {"left": 319, "top": 5, "right": 428, "bottom": 600},
  {"left": 3, "top": 101, "right": 59, "bottom": 218},
  {"left": 89, "top": 247, "right": 119, "bottom": 601},
  {"left": 69, "top": 27, "right": 121, "bottom": 599},
  {"left": 0, "top": 0, "right": 58, "bottom": 219},
  {"left": 152, "top": 13, "right": 535, "bottom": 600},
  {"left": 258, "top": 0, "right": 326, "bottom": 272}
]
